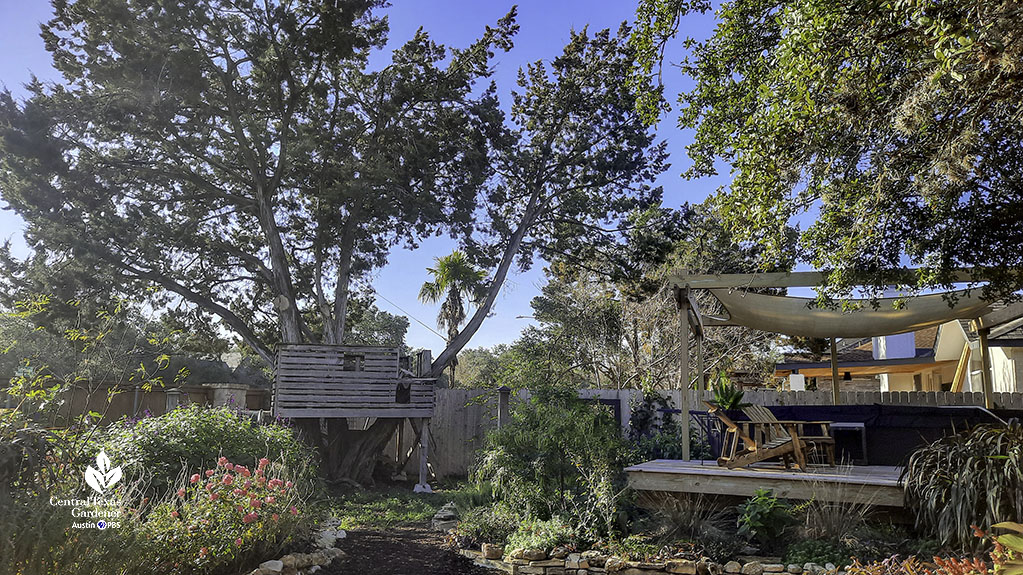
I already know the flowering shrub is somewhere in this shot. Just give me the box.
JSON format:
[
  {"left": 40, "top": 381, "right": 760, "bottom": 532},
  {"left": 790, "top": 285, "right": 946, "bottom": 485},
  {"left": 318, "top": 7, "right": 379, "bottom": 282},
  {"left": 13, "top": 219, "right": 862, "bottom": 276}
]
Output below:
[
  {"left": 133, "top": 456, "right": 311, "bottom": 574},
  {"left": 99, "top": 405, "right": 314, "bottom": 494}
]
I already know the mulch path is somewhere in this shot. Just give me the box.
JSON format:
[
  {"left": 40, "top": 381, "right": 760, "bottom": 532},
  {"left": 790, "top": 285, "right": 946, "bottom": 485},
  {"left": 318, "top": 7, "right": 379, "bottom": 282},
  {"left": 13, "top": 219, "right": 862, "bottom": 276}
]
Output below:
[{"left": 325, "top": 524, "right": 494, "bottom": 575}]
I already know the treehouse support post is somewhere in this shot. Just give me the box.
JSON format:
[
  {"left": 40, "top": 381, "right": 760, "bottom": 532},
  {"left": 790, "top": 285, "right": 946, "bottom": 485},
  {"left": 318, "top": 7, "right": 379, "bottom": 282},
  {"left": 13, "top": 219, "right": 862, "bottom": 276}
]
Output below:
[{"left": 414, "top": 417, "right": 432, "bottom": 493}]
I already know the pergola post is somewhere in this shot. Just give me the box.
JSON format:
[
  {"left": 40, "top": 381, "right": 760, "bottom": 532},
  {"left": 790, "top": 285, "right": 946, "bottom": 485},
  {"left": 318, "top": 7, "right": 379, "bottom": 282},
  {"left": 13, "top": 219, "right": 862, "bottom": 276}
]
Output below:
[
  {"left": 696, "top": 335, "right": 705, "bottom": 391},
  {"left": 830, "top": 337, "right": 840, "bottom": 405},
  {"left": 676, "top": 287, "right": 691, "bottom": 461},
  {"left": 978, "top": 328, "right": 995, "bottom": 409}
]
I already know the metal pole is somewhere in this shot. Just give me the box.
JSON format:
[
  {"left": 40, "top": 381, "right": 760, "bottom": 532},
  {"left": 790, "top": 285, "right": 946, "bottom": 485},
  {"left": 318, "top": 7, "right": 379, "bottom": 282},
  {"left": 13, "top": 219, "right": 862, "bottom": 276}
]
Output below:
[
  {"left": 978, "top": 328, "right": 995, "bottom": 409},
  {"left": 830, "top": 337, "right": 840, "bottom": 405}
]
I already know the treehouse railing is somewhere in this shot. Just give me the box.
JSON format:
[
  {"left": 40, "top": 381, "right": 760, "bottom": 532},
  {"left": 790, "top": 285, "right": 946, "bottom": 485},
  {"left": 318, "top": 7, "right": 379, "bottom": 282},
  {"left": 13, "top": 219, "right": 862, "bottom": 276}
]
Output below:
[{"left": 273, "top": 344, "right": 436, "bottom": 419}]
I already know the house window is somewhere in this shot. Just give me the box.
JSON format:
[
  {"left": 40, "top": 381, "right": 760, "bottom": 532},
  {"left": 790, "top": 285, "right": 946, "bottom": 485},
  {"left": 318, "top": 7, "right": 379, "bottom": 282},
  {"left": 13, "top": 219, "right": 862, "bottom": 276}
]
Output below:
[{"left": 342, "top": 353, "right": 364, "bottom": 372}]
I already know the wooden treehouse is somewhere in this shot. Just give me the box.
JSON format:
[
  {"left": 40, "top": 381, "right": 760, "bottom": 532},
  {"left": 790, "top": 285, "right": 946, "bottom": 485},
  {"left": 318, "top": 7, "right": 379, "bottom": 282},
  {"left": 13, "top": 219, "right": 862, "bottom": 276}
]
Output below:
[{"left": 273, "top": 344, "right": 437, "bottom": 491}]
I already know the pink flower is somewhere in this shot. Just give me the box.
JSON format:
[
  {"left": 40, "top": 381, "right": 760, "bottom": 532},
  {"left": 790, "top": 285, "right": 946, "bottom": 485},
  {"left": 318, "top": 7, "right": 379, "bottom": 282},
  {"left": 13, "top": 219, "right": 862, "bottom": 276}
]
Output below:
[
  {"left": 222, "top": 474, "right": 233, "bottom": 485},
  {"left": 205, "top": 482, "right": 213, "bottom": 491},
  {"left": 243, "top": 480, "right": 252, "bottom": 490},
  {"left": 171, "top": 511, "right": 179, "bottom": 518},
  {"left": 233, "top": 488, "right": 243, "bottom": 496},
  {"left": 217, "top": 456, "right": 229, "bottom": 467},
  {"left": 189, "top": 474, "right": 200, "bottom": 484},
  {"left": 266, "top": 496, "right": 276, "bottom": 504},
  {"left": 258, "top": 458, "right": 269, "bottom": 469},
  {"left": 238, "top": 466, "right": 251, "bottom": 477},
  {"left": 242, "top": 512, "right": 258, "bottom": 524},
  {"left": 205, "top": 469, "right": 215, "bottom": 477},
  {"left": 269, "top": 479, "right": 283, "bottom": 489},
  {"left": 225, "top": 462, "right": 234, "bottom": 471},
  {"left": 250, "top": 498, "right": 262, "bottom": 509},
  {"left": 236, "top": 505, "right": 244, "bottom": 513},
  {"left": 272, "top": 513, "right": 280, "bottom": 522},
  {"left": 235, "top": 538, "right": 243, "bottom": 546},
  {"left": 256, "top": 476, "right": 266, "bottom": 486},
  {"left": 289, "top": 506, "right": 298, "bottom": 515},
  {"left": 176, "top": 488, "right": 185, "bottom": 498},
  {"left": 209, "top": 493, "right": 219, "bottom": 501},
  {"left": 285, "top": 481, "right": 293, "bottom": 488},
  {"left": 199, "top": 547, "right": 208, "bottom": 557}
]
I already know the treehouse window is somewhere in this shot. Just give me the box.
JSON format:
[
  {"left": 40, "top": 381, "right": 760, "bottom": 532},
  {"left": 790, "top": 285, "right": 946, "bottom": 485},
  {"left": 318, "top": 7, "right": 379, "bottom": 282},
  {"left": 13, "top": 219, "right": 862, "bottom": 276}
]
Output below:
[{"left": 342, "top": 353, "right": 364, "bottom": 372}]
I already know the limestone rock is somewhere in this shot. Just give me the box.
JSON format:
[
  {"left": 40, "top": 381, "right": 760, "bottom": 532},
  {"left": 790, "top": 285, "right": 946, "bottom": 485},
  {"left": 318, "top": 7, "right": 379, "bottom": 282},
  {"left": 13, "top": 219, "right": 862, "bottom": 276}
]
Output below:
[
  {"left": 566, "top": 553, "right": 590, "bottom": 569},
  {"left": 582, "top": 550, "right": 607, "bottom": 567},
  {"left": 551, "top": 546, "right": 570, "bottom": 559},
  {"left": 522, "top": 548, "right": 547, "bottom": 561},
  {"left": 508, "top": 548, "right": 525, "bottom": 560},
  {"left": 668, "top": 560, "right": 698, "bottom": 574},
  {"left": 605, "top": 556, "right": 628, "bottom": 573},
  {"left": 787, "top": 565, "right": 802, "bottom": 574},
  {"left": 825, "top": 564, "right": 837, "bottom": 572},
  {"left": 742, "top": 562, "right": 764, "bottom": 575},
  {"left": 481, "top": 543, "right": 504, "bottom": 559},
  {"left": 764, "top": 564, "right": 785, "bottom": 573},
  {"left": 259, "top": 560, "right": 284, "bottom": 573},
  {"left": 725, "top": 561, "right": 743, "bottom": 573}
]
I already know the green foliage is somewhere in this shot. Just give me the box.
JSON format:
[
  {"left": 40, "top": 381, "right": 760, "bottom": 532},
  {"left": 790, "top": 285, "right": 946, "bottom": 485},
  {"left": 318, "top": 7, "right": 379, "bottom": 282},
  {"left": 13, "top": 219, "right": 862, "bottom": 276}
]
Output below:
[
  {"left": 737, "top": 489, "right": 795, "bottom": 547},
  {"left": 712, "top": 374, "right": 748, "bottom": 410},
  {"left": 98, "top": 405, "right": 314, "bottom": 494},
  {"left": 606, "top": 534, "right": 662, "bottom": 561},
  {"left": 453, "top": 504, "right": 520, "bottom": 548},
  {"left": 332, "top": 488, "right": 446, "bottom": 531},
  {"left": 505, "top": 517, "right": 581, "bottom": 553},
  {"left": 783, "top": 539, "right": 853, "bottom": 568},
  {"left": 631, "top": 0, "right": 1023, "bottom": 301},
  {"left": 130, "top": 456, "right": 310, "bottom": 575},
  {"left": 473, "top": 396, "right": 632, "bottom": 541},
  {"left": 628, "top": 393, "right": 712, "bottom": 461},
  {"left": 903, "top": 423, "right": 1023, "bottom": 548}
]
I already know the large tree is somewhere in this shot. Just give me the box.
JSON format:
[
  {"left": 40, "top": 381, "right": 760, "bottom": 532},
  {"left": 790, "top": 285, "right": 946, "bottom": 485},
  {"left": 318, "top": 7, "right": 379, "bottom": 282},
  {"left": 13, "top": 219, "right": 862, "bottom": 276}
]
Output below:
[
  {"left": 631, "top": 0, "right": 1023, "bottom": 300},
  {"left": 0, "top": 0, "right": 516, "bottom": 367},
  {"left": 431, "top": 24, "right": 672, "bottom": 375}
]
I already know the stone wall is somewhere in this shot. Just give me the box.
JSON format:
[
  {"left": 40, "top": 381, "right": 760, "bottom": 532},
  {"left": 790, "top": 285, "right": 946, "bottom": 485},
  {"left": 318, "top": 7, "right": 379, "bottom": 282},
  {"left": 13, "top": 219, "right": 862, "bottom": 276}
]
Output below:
[{"left": 460, "top": 547, "right": 848, "bottom": 575}]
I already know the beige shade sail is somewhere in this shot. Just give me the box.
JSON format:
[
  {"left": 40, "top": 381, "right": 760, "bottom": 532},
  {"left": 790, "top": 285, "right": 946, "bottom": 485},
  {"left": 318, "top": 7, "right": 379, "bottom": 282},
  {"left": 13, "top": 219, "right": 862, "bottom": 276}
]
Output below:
[{"left": 704, "top": 289, "right": 992, "bottom": 338}]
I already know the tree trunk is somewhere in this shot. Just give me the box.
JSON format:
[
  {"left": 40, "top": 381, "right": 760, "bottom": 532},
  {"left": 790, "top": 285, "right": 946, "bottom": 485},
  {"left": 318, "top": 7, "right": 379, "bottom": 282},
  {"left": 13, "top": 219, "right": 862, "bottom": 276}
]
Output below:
[
  {"left": 318, "top": 418, "right": 401, "bottom": 484},
  {"left": 429, "top": 194, "right": 540, "bottom": 377}
]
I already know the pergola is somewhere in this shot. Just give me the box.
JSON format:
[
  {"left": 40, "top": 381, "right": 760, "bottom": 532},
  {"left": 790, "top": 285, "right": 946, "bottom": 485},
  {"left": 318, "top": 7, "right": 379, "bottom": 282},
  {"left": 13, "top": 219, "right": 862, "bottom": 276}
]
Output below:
[{"left": 669, "top": 270, "right": 1022, "bottom": 459}]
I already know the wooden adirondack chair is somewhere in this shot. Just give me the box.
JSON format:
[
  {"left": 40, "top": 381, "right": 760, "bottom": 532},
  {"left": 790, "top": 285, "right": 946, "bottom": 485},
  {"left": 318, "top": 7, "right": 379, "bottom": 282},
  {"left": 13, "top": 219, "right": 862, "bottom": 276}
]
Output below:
[
  {"left": 741, "top": 405, "right": 836, "bottom": 467},
  {"left": 703, "top": 401, "right": 807, "bottom": 471}
]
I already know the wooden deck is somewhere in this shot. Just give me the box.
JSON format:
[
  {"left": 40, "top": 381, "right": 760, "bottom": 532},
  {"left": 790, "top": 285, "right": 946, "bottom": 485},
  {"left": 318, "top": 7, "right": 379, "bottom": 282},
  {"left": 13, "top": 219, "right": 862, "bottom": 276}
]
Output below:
[{"left": 626, "top": 459, "right": 904, "bottom": 507}]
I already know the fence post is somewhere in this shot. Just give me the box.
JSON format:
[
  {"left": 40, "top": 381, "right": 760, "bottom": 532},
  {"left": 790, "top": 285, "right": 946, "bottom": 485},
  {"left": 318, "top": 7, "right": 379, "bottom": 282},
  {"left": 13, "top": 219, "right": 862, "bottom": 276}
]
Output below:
[{"left": 497, "top": 386, "right": 511, "bottom": 429}]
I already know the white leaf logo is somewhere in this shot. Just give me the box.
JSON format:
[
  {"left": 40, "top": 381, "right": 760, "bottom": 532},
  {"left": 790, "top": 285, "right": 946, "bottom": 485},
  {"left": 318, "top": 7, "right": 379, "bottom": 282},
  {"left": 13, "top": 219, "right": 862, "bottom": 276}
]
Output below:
[{"left": 85, "top": 450, "right": 122, "bottom": 494}]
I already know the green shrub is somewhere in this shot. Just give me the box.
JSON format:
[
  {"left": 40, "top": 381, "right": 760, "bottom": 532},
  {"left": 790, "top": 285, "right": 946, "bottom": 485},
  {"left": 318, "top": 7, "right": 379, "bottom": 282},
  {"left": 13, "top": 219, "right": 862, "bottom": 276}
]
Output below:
[
  {"left": 473, "top": 395, "right": 632, "bottom": 541},
  {"left": 903, "top": 423, "right": 1023, "bottom": 548},
  {"left": 628, "top": 394, "right": 712, "bottom": 461},
  {"left": 783, "top": 539, "right": 852, "bottom": 567},
  {"left": 453, "top": 505, "right": 519, "bottom": 547},
  {"left": 129, "top": 455, "right": 311, "bottom": 574},
  {"left": 737, "top": 489, "right": 795, "bottom": 548},
  {"left": 98, "top": 405, "right": 314, "bottom": 493},
  {"left": 506, "top": 517, "right": 581, "bottom": 552}
]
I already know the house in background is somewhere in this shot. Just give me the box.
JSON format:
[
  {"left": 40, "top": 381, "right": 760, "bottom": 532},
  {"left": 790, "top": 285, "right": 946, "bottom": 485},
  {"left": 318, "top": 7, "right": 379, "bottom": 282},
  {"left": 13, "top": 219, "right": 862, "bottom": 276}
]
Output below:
[{"left": 775, "top": 318, "right": 1023, "bottom": 393}]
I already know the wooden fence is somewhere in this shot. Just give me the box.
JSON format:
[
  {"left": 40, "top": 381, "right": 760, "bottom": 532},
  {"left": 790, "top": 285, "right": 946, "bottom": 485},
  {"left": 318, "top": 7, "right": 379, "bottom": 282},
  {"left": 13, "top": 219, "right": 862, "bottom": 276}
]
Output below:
[{"left": 405, "top": 388, "right": 1023, "bottom": 478}]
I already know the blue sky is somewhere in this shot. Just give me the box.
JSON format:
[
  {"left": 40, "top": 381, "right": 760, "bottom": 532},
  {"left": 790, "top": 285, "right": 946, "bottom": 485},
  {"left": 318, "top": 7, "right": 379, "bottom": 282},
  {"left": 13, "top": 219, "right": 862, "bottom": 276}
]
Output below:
[{"left": 0, "top": 1, "right": 727, "bottom": 352}]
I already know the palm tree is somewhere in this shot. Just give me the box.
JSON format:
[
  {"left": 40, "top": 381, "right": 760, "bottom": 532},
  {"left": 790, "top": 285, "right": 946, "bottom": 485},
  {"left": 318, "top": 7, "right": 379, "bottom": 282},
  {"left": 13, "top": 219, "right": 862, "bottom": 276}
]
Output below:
[{"left": 418, "top": 251, "right": 486, "bottom": 386}]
